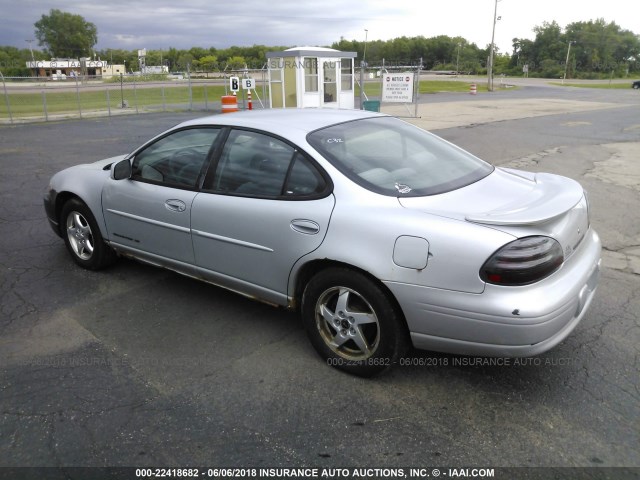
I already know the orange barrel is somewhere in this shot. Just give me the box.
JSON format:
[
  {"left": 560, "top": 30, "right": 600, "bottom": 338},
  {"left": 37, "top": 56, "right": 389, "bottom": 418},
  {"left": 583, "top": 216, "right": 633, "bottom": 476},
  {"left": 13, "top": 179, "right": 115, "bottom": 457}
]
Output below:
[
  {"left": 469, "top": 83, "right": 477, "bottom": 95},
  {"left": 221, "top": 95, "right": 239, "bottom": 113}
]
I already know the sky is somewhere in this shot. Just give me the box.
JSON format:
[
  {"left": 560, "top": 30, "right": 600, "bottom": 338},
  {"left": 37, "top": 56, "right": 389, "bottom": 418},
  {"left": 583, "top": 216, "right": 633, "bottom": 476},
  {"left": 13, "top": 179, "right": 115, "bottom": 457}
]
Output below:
[{"left": 1, "top": 0, "right": 637, "bottom": 57}]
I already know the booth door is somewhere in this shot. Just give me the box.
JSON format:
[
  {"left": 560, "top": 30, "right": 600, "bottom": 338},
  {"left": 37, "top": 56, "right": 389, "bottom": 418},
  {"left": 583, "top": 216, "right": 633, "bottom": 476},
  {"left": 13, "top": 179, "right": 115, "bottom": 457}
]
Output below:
[{"left": 322, "top": 60, "right": 338, "bottom": 107}]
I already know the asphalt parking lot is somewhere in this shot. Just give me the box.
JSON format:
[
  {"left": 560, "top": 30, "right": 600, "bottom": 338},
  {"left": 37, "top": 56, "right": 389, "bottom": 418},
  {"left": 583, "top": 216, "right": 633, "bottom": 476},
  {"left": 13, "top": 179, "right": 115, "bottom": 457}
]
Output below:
[{"left": 1, "top": 83, "right": 639, "bottom": 478}]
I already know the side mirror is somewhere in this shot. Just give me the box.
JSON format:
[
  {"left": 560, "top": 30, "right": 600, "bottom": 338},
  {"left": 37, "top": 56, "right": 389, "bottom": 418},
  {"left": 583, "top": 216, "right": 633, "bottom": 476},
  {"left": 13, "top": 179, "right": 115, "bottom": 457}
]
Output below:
[{"left": 112, "top": 158, "right": 132, "bottom": 180}]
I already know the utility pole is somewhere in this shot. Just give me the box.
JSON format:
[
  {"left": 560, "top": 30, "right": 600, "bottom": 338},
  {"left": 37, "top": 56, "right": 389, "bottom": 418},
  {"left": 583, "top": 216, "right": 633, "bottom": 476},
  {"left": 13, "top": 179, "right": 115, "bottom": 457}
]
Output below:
[
  {"left": 563, "top": 41, "right": 576, "bottom": 84},
  {"left": 488, "top": 0, "right": 501, "bottom": 92}
]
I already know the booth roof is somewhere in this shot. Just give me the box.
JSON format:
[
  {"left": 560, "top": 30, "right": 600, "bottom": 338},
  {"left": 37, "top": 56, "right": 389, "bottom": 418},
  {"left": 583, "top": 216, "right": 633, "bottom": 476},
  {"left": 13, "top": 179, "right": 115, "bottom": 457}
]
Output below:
[{"left": 266, "top": 46, "right": 357, "bottom": 58}]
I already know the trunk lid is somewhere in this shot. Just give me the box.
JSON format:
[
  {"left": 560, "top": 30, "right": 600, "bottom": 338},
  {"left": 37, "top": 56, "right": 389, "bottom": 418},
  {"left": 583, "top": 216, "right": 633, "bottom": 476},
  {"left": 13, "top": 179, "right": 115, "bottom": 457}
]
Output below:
[{"left": 399, "top": 167, "right": 590, "bottom": 260}]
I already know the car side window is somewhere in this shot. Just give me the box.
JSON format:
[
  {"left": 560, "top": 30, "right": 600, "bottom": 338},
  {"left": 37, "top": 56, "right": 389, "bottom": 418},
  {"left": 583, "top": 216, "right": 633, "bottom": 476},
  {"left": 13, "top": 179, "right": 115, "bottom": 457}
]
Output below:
[
  {"left": 284, "top": 153, "right": 327, "bottom": 197},
  {"left": 131, "top": 128, "right": 220, "bottom": 188},
  {"left": 210, "top": 129, "right": 328, "bottom": 198},
  {"left": 212, "top": 130, "right": 293, "bottom": 196}
]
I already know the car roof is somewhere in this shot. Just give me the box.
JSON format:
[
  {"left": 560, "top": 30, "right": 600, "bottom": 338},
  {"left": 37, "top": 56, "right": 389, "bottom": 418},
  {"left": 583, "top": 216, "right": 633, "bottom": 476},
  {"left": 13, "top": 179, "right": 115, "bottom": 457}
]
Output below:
[{"left": 177, "top": 108, "right": 387, "bottom": 137}]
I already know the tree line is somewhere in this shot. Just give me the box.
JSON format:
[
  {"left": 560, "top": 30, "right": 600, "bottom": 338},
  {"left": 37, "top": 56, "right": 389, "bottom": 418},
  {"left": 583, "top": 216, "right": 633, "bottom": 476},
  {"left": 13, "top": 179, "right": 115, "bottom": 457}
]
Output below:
[
  {"left": 1, "top": 9, "right": 638, "bottom": 79},
  {"left": 512, "top": 19, "right": 640, "bottom": 78}
]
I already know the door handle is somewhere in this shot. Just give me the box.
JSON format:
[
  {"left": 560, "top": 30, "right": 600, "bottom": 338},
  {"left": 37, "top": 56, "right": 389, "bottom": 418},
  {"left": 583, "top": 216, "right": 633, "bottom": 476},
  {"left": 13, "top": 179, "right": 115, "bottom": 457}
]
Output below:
[
  {"left": 291, "top": 219, "right": 320, "bottom": 235},
  {"left": 165, "top": 199, "right": 187, "bottom": 212}
]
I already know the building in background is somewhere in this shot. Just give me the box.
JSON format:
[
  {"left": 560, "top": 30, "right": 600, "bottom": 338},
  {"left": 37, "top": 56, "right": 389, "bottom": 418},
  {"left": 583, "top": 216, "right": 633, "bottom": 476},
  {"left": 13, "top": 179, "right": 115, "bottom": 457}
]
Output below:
[{"left": 26, "top": 58, "right": 109, "bottom": 79}]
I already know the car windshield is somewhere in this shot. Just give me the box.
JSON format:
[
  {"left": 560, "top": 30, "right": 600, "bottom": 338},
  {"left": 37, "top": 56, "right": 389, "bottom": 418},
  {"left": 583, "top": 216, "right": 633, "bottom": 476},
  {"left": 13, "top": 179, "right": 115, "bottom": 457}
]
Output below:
[{"left": 307, "top": 116, "right": 494, "bottom": 197}]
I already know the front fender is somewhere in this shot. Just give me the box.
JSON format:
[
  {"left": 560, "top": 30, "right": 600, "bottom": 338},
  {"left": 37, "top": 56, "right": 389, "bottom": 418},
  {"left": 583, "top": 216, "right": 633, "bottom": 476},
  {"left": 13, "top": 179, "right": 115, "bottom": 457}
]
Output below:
[{"left": 47, "top": 156, "right": 125, "bottom": 239}]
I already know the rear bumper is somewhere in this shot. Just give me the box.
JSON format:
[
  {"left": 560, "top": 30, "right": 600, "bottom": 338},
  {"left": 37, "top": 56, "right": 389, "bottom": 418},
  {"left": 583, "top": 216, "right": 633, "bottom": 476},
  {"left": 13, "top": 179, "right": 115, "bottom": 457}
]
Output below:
[{"left": 385, "top": 228, "right": 601, "bottom": 357}]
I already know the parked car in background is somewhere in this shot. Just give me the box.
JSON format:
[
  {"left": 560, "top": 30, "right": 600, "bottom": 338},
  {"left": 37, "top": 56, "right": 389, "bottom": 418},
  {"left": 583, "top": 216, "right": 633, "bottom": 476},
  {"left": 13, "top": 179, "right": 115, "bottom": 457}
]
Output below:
[
  {"left": 632, "top": 80, "right": 640, "bottom": 89},
  {"left": 44, "top": 109, "right": 601, "bottom": 376}
]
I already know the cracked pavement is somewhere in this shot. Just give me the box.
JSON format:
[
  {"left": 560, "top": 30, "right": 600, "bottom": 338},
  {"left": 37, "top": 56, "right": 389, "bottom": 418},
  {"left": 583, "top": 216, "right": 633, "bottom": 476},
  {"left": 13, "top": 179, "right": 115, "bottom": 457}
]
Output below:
[{"left": 0, "top": 85, "right": 639, "bottom": 473}]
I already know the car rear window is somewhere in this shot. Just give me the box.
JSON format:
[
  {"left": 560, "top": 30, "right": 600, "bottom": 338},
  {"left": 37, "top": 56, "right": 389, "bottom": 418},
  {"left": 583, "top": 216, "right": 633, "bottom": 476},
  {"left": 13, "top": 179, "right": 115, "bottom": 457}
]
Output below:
[{"left": 307, "top": 117, "right": 493, "bottom": 197}]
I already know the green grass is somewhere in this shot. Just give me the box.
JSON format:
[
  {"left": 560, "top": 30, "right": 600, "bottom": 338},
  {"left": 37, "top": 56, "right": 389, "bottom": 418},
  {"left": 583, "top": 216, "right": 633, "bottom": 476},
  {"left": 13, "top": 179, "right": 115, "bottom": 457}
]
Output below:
[
  {"left": 549, "top": 82, "right": 634, "bottom": 89},
  {"left": 356, "top": 79, "right": 489, "bottom": 97},
  {"left": 0, "top": 84, "right": 229, "bottom": 119},
  {"left": 420, "top": 80, "right": 489, "bottom": 94}
]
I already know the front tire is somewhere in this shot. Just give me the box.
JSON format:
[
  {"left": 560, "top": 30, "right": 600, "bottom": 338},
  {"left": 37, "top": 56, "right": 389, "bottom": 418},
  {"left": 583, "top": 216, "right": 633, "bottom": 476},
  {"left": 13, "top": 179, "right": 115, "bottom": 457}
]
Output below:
[
  {"left": 61, "top": 198, "right": 116, "bottom": 270},
  {"left": 301, "top": 268, "right": 408, "bottom": 377}
]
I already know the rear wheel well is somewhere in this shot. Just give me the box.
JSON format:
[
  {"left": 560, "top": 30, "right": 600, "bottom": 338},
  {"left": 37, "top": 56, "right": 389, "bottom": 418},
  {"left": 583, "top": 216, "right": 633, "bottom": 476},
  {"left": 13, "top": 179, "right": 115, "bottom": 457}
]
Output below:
[
  {"left": 292, "top": 259, "right": 409, "bottom": 328},
  {"left": 297, "top": 261, "right": 412, "bottom": 376}
]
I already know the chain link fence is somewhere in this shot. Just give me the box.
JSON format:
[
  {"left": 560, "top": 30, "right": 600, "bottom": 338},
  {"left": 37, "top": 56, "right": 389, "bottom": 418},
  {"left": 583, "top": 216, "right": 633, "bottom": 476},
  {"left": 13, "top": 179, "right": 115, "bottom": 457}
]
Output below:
[
  {"left": 0, "top": 71, "right": 270, "bottom": 124},
  {"left": 3, "top": 62, "right": 431, "bottom": 124}
]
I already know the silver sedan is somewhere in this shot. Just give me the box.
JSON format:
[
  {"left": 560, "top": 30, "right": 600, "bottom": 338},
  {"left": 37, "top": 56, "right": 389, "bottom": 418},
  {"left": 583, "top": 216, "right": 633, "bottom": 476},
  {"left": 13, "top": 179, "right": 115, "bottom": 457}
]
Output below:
[{"left": 44, "top": 109, "right": 601, "bottom": 376}]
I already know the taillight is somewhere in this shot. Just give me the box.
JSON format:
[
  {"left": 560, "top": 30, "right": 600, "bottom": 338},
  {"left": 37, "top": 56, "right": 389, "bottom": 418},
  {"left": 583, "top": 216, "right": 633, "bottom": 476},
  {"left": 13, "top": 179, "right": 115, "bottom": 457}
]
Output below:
[{"left": 481, "top": 236, "right": 564, "bottom": 286}]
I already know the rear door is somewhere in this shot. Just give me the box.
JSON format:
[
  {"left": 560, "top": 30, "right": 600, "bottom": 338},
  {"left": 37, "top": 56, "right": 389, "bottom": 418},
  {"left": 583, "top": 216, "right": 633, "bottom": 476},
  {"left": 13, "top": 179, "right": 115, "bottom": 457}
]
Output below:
[{"left": 191, "top": 128, "right": 334, "bottom": 304}]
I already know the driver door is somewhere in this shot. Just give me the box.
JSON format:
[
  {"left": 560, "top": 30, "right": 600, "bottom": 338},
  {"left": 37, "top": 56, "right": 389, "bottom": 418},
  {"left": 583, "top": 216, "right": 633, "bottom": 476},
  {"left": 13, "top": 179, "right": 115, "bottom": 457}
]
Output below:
[{"left": 102, "top": 127, "right": 221, "bottom": 264}]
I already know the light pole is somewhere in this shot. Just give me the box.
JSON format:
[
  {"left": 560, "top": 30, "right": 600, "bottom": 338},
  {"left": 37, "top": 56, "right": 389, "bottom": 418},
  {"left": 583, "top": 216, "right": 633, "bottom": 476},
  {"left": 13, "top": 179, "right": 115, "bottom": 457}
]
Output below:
[
  {"left": 563, "top": 41, "right": 576, "bottom": 84},
  {"left": 362, "top": 29, "right": 369, "bottom": 98},
  {"left": 25, "top": 39, "right": 35, "bottom": 63},
  {"left": 360, "top": 29, "right": 369, "bottom": 110},
  {"left": 487, "top": 0, "right": 502, "bottom": 92},
  {"left": 456, "top": 42, "right": 462, "bottom": 77},
  {"left": 26, "top": 39, "right": 36, "bottom": 76},
  {"left": 120, "top": 73, "right": 125, "bottom": 108},
  {"left": 120, "top": 60, "right": 128, "bottom": 108},
  {"left": 363, "top": 29, "right": 369, "bottom": 67}
]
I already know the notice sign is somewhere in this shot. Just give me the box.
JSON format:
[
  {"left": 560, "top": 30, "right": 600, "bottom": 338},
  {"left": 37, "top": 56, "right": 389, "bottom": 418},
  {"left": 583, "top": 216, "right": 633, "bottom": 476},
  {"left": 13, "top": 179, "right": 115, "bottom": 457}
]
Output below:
[{"left": 382, "top": 73, "right": 414, "bottom": 103}]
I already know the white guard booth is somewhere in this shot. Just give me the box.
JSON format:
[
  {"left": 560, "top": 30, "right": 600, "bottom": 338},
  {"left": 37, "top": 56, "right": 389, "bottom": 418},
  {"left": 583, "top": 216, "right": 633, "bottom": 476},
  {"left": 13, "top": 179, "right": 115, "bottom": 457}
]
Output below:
[{"left": 266, "top": 47, "right": 357, "bottom": 109}]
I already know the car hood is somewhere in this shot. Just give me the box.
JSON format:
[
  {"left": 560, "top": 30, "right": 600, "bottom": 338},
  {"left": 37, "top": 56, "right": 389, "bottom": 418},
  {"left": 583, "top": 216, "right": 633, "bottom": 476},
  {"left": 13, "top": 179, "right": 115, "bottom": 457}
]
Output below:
[
  {"left": 52, "top": 155, "right": 127, "bottom": 183},
  {"left": 399, "top": 167, "right": 584, "bottom": 226},
  {"left": 81, "top": 155, "right": 127, "bottom": 171}
]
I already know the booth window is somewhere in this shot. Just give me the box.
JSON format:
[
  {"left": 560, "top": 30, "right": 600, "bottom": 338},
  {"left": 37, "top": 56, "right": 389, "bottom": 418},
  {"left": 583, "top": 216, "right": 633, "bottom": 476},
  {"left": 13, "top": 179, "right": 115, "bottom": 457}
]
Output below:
[
  {"left": 341, "top": 58, "right": 353, "bottom": 91},
  {"left": 270, "top": 68, "right": 282, "bottom": 82},
  {"left": 269, "top": 60, "right": 284, "bottom": 108},
  {"left": 323, "top": 61, "right": 337, "bottom": 103},
  {"left": 304, "top": 58, "right": 318, "bottom": 92}
]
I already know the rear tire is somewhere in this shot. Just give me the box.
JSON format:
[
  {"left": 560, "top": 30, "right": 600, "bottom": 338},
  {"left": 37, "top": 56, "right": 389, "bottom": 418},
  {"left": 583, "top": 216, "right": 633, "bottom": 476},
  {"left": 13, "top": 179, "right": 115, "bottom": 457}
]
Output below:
[
  {"left": 301, "top": 267, "right": 408, "bottom": 377},
  {"left": 61, "top": 198, "right": 116, "bottom": 270}
]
